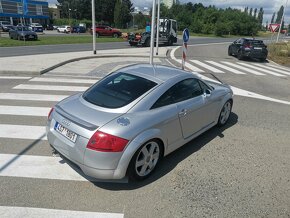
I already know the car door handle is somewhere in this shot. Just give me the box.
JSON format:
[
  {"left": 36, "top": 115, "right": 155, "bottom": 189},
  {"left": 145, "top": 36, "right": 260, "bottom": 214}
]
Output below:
[{"left": 179, "top": 109, "right": 187, "bottom": 116}]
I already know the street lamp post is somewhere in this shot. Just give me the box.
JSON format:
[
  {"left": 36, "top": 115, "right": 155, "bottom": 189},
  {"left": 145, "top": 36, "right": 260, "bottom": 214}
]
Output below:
[
  {"left": 156, "top": 0, "right": 160, "bottom": 55},
  {"left": 149, "top": 0, "right": 156, "bottom": 65},
  {"left": 92, "top": 0, "right": 96, "bottom": 54}
]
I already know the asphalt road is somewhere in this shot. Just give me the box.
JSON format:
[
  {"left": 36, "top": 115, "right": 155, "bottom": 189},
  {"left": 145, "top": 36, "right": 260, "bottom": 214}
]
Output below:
[
  {"left": 0, "top": 43, "right": 289, "bottom": 217},
  {"left": 0, "top": 35, "right": 238, "bottom": 57}
]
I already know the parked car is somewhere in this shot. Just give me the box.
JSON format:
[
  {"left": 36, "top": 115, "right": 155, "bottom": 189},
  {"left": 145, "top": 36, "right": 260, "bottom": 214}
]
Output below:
[
  {"left": 30, "top": 23, "right": 43, "bottom": 32},
  {"left": 71, "top": 26, "right": 86, "bottom": 33},
  {"left": 0, "top": 21, "right": 13, "bottom": 32},
  {"left": 9, "top": 26, "right": 38, "bottom": 40},
  {"left": 92, "top": 25, "right": 121, "bottom": 38},
  {"left": 228, "top": 38, "right": 268, "bottom": 62},
  {"left": 47, "top": 64, "right": 233, "bottom": 181},
  {"left": 45, "top": 24, "right": 54, "bottom": 30},
  {"left": 57, "top": 25, "right": 71, "bottom": 33}
]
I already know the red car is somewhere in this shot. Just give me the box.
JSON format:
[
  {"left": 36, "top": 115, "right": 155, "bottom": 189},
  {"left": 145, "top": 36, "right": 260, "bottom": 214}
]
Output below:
[{"left": 92, "top": 25, "right": 121, "bottom": 38}]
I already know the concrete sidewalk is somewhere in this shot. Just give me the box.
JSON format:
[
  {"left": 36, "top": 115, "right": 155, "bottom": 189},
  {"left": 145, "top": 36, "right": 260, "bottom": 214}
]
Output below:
[{"left": 0, "top": 47, "right": 169, "bottom": 76}]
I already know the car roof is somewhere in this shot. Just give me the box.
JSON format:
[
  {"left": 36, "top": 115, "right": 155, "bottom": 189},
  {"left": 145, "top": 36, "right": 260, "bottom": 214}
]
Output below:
[{"left": 117, "top": 64, "right": 196, "bottom": 84}]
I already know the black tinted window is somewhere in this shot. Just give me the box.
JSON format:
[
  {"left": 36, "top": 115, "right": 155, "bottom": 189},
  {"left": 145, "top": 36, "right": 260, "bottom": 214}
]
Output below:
[
  {"left": 83, "top": 73, "right": 157, "bottom": 109},
  {"left": 152, "top": 78, "right": 202, "bottom": 109}
]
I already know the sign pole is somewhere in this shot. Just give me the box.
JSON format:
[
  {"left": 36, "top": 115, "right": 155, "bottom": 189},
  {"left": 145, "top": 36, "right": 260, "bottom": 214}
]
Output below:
[
  {"left": 155, "top": 0, "right": 160, "bottom": 55},
  {"left": 92, "top": 0, "right": 96, "bottom": 54},
  {"left": 182, "top": 28, "right": 189, "bottom": 70}
]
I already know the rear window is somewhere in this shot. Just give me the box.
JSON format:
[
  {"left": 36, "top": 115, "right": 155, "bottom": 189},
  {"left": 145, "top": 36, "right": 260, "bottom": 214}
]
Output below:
[
  {"left": 245, "top": 40, "right": 265, "bottom": 47},
  {"left": 83, "top": 72, "right": 157, "bottom": 109}
]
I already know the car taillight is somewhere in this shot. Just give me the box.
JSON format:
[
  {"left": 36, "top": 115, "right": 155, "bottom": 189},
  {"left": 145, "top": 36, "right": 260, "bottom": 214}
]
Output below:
[
  {"left": 48, "top": 107, "right": 54, "bottom": 120},
  {"left": 86, "top": 131, "right": 129, "bottom": 152},
  {"left": 244, "top": 44, "right": 252, "bottom": 49}
]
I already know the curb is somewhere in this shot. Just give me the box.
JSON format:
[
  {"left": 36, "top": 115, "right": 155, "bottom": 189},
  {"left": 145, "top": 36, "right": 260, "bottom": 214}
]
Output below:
[{"left": 0, "top": 53, "right": 168, "bottom": 76}]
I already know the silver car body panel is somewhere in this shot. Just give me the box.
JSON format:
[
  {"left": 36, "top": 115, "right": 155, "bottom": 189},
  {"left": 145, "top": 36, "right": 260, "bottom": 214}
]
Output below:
[{"left": 47, "top": 64, "right": 233, "bottom": 180}]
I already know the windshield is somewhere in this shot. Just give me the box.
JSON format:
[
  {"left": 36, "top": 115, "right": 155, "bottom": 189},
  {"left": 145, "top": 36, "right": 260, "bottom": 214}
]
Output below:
[
  {"left": 17, "top": 26, "right": 30, "bottom": 31},
  {"left": 83, "top": 72, "right": 157, "bottom": 109}
]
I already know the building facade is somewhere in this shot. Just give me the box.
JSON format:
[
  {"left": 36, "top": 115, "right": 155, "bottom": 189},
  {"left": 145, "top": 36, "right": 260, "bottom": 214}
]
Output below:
[{"left": 0, "top": 0, "right": 49, "bottom": 25}]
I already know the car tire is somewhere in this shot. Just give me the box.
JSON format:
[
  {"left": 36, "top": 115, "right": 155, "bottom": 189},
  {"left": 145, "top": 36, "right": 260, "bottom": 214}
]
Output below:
[
  {"left": 237, "top": 50, "right": 243, "bottom": 60},
  {"left": 217, "top": 100, "right": 232, "bottom": 126},
  {"left": 167, "top": 38, "right": 173, "bottom": 46},
  {"left": 259, "top": 58, "right": 266, "bottom": 62},
  {"left": 228, "top": 47, "right": 232, "bottom": 56},
  {"left": 145, "top": 38, "right": 150, "bottom": 47},
  {"left": 128, "top": 139, "right": 163, "bottom": 181},
  {"left": 112, "top": 33, "right": 119, "bottom": 38},
  {"left": 96, "top": 32, "right": 99, "bottom": 38}
]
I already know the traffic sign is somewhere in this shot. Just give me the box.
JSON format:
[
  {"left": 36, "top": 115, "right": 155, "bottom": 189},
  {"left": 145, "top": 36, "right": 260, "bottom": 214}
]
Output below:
[
  {"left": 269, "top": 24, "right": 280, "bottom": 33},
  {"left": 183, "top": 28, "right": 189, "bottom": 43}
]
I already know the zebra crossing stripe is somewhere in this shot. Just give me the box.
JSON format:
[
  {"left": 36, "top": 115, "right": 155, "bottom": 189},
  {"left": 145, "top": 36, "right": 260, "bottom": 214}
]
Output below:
[
  {"left": 0, "top": 93, "right": 68, "bottom": 102},
  {"left": 252, "top": 64, "right": 290, "bottom": 76},
  {"left": 0, "top": 154, "right": 86, "bottom": 181},
  {"left": 0, "top": 76, "right": 31, "bottom": 80},
  {"left": 221, "top": 61, "right": 266, "bottom": 75},
  {"left": 190, "top": 60, "right": 224, "bottom": 73},
  {"left": 0, "top": 206, "right": 124, "bottom": 218},
  {"left": 30, "top": 77, "right": 98, "bottom": 84},
  {"left": 206, "top": 61, "right": 246, "bottom": 74},
  {"left": 0, "top": 124, "right": 46, "bottom": 140},
  {"left": 13, "top": 84, "right": 89, "bottom": 92},
  {"left": 237, "top": 63, "right": 286, "bottom": 77},
  {"left": 0, "top": 106, "right": 50, "bottom": 116},
  {"left": 266, "top": 63, "right": 290, "bottom": 72}
]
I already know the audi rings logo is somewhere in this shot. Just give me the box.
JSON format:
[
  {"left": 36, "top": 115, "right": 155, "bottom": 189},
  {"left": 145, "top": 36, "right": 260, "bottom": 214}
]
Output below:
[{"left": 62, "top": 119, "right": 71, "bottom": 126}]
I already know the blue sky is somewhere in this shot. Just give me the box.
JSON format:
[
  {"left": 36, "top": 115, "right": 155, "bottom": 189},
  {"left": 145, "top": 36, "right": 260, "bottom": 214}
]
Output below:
[{"left": 48, "top": 0, "right": 289, "bottom": 25}]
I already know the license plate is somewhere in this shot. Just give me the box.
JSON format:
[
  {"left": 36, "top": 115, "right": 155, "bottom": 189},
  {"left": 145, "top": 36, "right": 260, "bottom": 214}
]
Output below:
[
  {"left": 54, "top": 122, "right": 77, "bottom": 143},
  {"left": 254, "top": 47, "right": 262, "bottom": 50},
  {"left": 29, "top": 35, "right": 34, "bottom": 39}
]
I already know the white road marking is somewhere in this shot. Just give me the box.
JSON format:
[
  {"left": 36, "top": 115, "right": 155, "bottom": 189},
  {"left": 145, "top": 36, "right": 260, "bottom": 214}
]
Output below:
[
  {"left": 266, "top": 63, "right": 290, "bottom": 72},
  {"left": 0, "top": 93, "right": 68, "bottom": 101},
  {"left": 13, "top": 84, "right": 89, "bottom": 92},
  {"left": 237, "top": 62, "right": 286, "bottom": 77},
  {"left": 189, "top": 60, "right": 224, "bottom": 73},
  {"left": 170, "top": 46, "right": 204, "bottom": 72},
  {"left": 0, "top": 154, "right": 87, "bottom": 181},
  {"left": 30, "top": 77, "right": 98, "bottom": 84},
  {"left": 221, "top": 61, "right": 266, "bottom": 75},
  {"left": 206, "top": 61, "right": 246, "bottom": 74},
  {"left": 169, "top": 48, "right": 290, "bottom": 105},
  {"left": 0, "top": 206, "right": 124, "bottom": 218},
  {"left": 0, "top": 106, "right": 50, "bottom": 116},
  {"left": 0, "top": 76, "right": 31, "bottom": 80},
  {"left": 0, "top": 124, "right": 47, "bottom": 140},
  {"left": 252, "top": 63, "right": 290, "bottom": 76}
]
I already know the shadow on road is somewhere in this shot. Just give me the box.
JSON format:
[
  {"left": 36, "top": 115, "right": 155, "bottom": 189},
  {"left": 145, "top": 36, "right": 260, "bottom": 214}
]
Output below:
[{"left": 95, "top": 112, "right": 239, "bottom": 190}]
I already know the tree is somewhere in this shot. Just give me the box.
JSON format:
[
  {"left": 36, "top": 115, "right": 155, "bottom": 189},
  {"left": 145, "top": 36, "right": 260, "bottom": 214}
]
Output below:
[
  {"left": 249, "top": 8, "right": 253, "bottom": 16},
  {"left": 257, "top": 7, "right": 264, "bottom": 29},
  {"left": 276, "top": 5, "right": 284, "bottom": 23},
  {"left": 271, "top": 12, "right": 275, "bottom": 23},
  {"left": 114, "top": 0, "right": 133, "bottom": 28},
  {"left": 244, "top": 7, "right": 248, "bottom": 14},
  {"left": 253, "top": 8, "right": 257, "bottom": 19}
]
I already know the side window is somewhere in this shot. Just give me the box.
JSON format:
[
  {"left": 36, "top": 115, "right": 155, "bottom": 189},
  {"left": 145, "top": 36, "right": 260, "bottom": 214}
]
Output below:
[
  {"left": 151, "top": 78, "right": 203, "bottom": 109},
  {"left": 198, "top": 80, "right": 211, "bottom": 93}
]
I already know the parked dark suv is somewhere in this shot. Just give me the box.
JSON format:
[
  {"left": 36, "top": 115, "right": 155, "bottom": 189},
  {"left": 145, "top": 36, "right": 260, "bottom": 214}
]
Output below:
[{"left": 228, "top": 38, "right": 268, "bottom": 62}]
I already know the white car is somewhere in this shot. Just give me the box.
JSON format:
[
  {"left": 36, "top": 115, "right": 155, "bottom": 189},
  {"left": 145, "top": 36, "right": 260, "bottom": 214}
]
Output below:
[{"left": 57, "top": 25, "right": 71, "bottom": 33}]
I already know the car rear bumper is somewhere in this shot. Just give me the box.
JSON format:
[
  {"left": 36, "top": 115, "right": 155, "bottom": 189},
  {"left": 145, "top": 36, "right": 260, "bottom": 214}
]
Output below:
[
  {"left": 243, "top": 50, "right": 268, "bottom": 59},
  {"left": 46, "top": 116, "right": 128, "bottom": 180}
]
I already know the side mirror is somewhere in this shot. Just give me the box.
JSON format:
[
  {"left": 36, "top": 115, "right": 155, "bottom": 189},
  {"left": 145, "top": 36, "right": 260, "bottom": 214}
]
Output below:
[{"left": 205, "top": 89, "right": 211, "bottom": 96}]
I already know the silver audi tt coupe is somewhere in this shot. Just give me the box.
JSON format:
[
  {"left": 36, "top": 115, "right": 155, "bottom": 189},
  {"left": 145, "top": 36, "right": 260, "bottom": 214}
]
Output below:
[{"left": 47, "top": 64, "right": 233, "bottom": 181}]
